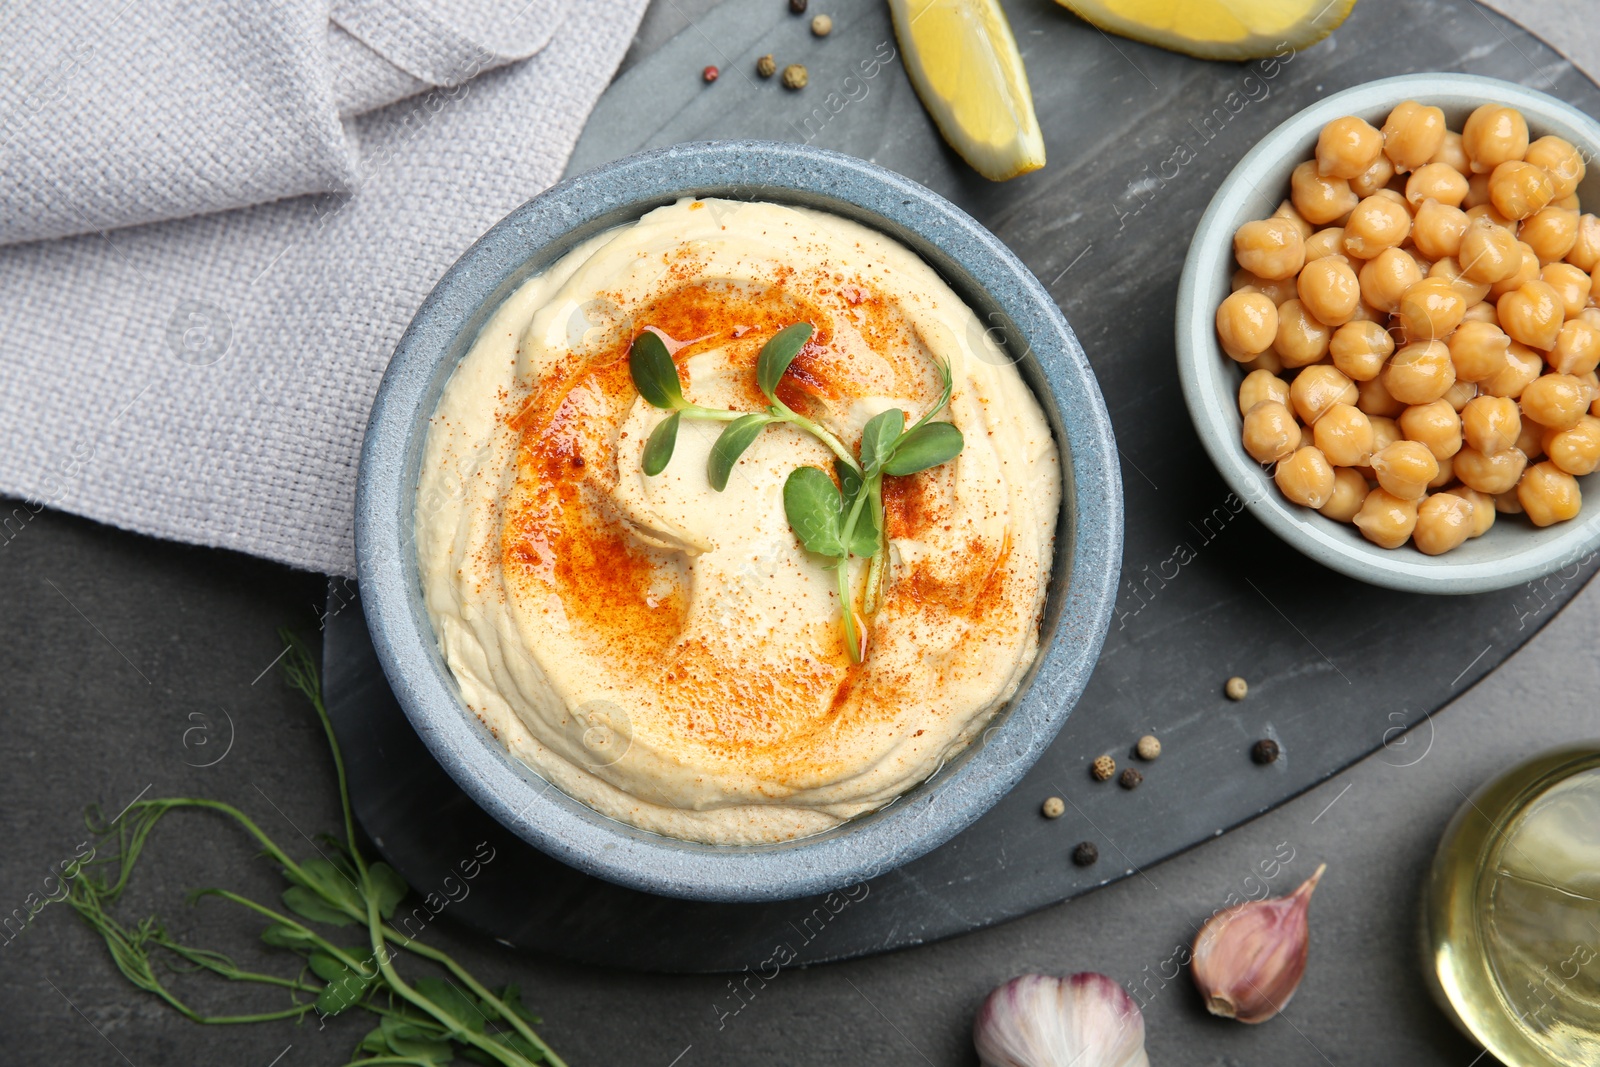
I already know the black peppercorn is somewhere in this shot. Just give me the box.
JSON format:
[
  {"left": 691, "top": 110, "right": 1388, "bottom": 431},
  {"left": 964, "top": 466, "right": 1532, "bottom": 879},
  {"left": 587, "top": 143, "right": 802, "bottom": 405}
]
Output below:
[
  {"left": 1072, "top": 841, "right": 1099, "bottom": 867},
  {"left": 1251, "top": 738, "right": 1281, "bottom": 764},
  {"left": 789, "top": 0, "right": 807, "bottom": 11},
  {"left": 1119, "top": 767, "right": 1143, "bottom": 789}
]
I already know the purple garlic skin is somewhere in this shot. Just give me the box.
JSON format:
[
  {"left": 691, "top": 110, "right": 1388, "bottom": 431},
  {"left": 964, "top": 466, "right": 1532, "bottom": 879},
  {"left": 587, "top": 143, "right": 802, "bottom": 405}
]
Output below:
[
  {"left": 974, "top": 972, "right": 1150, "bottom": 1067},
  {"left": 1191, "top": 862, "right": 1327, "bottom": 1024}
]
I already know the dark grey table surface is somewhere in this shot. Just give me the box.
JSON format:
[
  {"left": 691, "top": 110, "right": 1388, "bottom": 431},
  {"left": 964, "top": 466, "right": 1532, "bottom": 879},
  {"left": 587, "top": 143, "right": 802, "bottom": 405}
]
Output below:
[{"left": 4, "top": 3, "right": 1600, "bottom": 1066}]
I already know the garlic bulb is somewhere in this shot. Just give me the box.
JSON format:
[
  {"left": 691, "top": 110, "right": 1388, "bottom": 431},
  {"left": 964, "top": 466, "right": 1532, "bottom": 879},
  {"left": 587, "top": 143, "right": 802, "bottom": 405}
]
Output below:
[
  {"left": 974, "top": 972, "right": 1150, "bottom": 1067},
  {"left": 1191, "top": 863, "right": 1327, "bottom": 1024}
]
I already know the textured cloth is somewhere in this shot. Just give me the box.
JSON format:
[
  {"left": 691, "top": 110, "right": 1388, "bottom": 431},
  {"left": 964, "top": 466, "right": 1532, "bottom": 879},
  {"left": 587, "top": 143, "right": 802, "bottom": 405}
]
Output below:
[{"left": 0, "top": 0, "right": 647, "bottom": 575}]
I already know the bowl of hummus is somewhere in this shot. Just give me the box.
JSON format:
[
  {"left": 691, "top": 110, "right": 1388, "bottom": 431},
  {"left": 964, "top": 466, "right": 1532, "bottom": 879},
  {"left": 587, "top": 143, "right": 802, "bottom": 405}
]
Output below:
[{"left": 357, "top": 141, "right": 1121, "bottom": 901}]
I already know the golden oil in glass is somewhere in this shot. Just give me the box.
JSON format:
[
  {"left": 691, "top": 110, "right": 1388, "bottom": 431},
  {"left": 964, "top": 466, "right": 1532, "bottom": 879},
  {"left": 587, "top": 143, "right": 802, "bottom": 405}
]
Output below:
[{"left": 1423, "top": 745, "right": 1600, "bottom": 1067}]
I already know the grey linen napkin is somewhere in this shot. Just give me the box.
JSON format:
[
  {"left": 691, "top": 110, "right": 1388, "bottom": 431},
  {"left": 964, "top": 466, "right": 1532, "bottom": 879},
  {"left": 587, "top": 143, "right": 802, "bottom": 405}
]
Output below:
[{"left": 0, "top": 0, "right": 647, "bottom": 575}]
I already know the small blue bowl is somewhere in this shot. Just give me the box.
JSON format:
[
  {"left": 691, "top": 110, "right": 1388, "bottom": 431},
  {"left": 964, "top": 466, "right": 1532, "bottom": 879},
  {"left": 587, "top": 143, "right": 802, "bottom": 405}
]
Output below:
[
  {"left": 355, "top": 141, "right": 1122, "bottom": 902},
  {"left": 1178, "top": 74, "right": 1600, "bottom": 594}
]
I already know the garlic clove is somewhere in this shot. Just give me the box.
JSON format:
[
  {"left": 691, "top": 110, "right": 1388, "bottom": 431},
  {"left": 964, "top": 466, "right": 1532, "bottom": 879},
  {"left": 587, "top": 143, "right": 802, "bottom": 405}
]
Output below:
[
  {"left": 1191, "top": 862, "right": 1327, "bottom": 1024},
  {"left": 974, "top": 972, "right": 1150, "bottom": 1067}
]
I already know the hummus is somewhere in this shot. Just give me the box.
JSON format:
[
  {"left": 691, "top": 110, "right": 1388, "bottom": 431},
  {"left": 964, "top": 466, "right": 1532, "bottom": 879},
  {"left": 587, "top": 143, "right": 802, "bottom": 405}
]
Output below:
[{"left": 417, "top": 197, "right": 1060, "bottom": 845}]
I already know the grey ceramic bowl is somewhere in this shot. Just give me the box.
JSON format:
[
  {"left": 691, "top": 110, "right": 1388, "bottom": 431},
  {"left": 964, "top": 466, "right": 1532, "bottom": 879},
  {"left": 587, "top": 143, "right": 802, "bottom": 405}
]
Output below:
[
  {"left": 1177, "top": 73, "right": 1600, "bottom": 594},
  {"left": 356, "top": 141, "right": 1122, "bottom": 902}
]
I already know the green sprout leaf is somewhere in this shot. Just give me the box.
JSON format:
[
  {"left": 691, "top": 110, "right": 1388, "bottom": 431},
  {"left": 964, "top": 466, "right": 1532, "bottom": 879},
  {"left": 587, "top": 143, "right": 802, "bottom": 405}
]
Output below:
[
  {"left": 883, "top": 421, "right": 964, "bottom": 476},
  {"left": 858, "top": 408, "right": 906, "bottom": 475},
  {"left": 309, "top": 951, "right": 371, "bottom": 1014},
  {"left": 280, "top": 886, "right": 356, "bottom": 927},
  {"left": 783, "top": 466, "right": 846, "bottom": 558},
  {"left": 641, "top": 410, "right": 681, "bottom": 476},
  {"left": 365, "top": 862, "right": 408, "bottom": 920},
  {"left": 374, "top": 1016, "right": 455, "bottom": 1063},
  {"left": 756, "top": 322, "right": 814, "bottom": 403},
  {"left": 836, "top": 460, "right": 880, "bottom": 558},
  {"left": 259, "top": 922, "right": 317, "bottom": 950},
  {"left": 414, "top": 977, "right": 488, "bottom": 1034},
  {"left": 629, "top": 330, "right": 685, "bottom": 410},
  {"left": 707, "top": 413, "right": 774, "bottom": 491}
]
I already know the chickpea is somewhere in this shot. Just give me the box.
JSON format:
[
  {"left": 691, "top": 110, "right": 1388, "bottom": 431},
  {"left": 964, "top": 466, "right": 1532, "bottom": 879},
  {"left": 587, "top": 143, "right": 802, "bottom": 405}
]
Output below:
[
  {"left": 1462, "top": 104, "right": 1530, "bottom": 175},
  {"left": 1444, "top": 321, "right": 1506, "bottom": 384},
  {"left": 1555, "top": 193, "right": 1583, "bottom": 212},
  {"left": 1272, "top": 199, "right": 1315, "bottom": 240},
  {"left": 1521, "top": 372, "right": 1591, "bottom": 430},
  {"left": 1566, "top": 214, "right": 1600, "bottom": 273},
  {"left": 1442, "top": 485, "right": 1497, "bottom": 537},
  {"left": 1357, "top": 374, "right": 1407, "bottom": 418},
  {"left": 1461, "top": 300, "right": 1499, "bottom": 325},
  {"left": 1428, "top": 462, "right": 1457, "bottom": 489},
  {"left": 1232, "top": 267, "right": 1298, "bottom": 305},
  {"left": 1398, "top": 277, "right": 1468, "bottom": 339},
  {"left": 1481, "top": 341, "right": 1545, "bottom": 398},
  {"left": 1430, "top": 130, "right": 1472, "bottom": 173},
  {"left": 1463, "top": 171, "right": 1493, "bottom": 210},
  {"left": 1465, "top": 202, "right": 1520, "bottom": 235},
  {"left": 1217, "top": 290, "right": 1279, "bottom": 358},
  {"left": 1292, "top": 160, "right": 1360, "bottom": 226},
  {"left": 1291, "top": 364, "right": 1359, "bottom": 424},
  {"left": 1443, "top": 379, "right": 1479, "bottom": 412},
  {"left": 1383, "top": 340, "right": 1456, "bottom": 404},
  {"left": 1461, "top": 394, "right": 1522, "bottom": 454},
  {"left": 1550, "top": 319, "right": 1600, "bottom": 377},
  {"left": 1383, "top": 101, "right": 1448, "bottom": 174},
  {"left": 1351, "top": 153, "right": 1397, "bottom": 198},
  {"left": 1543, "top": 414, "right": 1600, "bottom": 475},
  {"left": 1297, "top": 256, "right": 1361, "bottom": 326},
  {"left": 1487, "top": 242, "right": 1541, "bottom": 301},
  {"left": 1354, "top": 487, "right": 1420, "bottom": 548},
  {"left": 1459, "top": 219, "right": 1522, "bottom": 284},
  {"left": 1369, "top": 414, "right": 1402, "bottom": 453},
  {"left": 1520, "top": 207, "right": 1579, "bottom": 264},
  {"left": 1498, "top": 280, "right": 1565, "bottom": 350},
  {"left": 1429, "top": 256, "right": 1492, "bottom": 303},
  {"left": 1369, "top": 439, "right": 1439, "bottom": 499},
  {"left": 1329, "top": 320, "right": 1394, "bottom": 381},
  {"left": 1314, "top": 402, "right": 1376, "bottom": 465},
  {"left": 1495, "top": 490, "right": 1524, "bottom": 514},
  {"left": 1235, "top": 218, "right": 1307, "bottom": 280},
  {"left": 1404, "top": 163, "right": 1470, "bottom": 210},
  {"left": 1584, "top": 307, "right": 1600, "bottom": 331},
  {"left": 1274, "top": 298, "right": 1334, "bottom": 367},
  {"left": 1542, "top": 262, "right": 1593, "bottom": 319},
  {"left": 1524, "top": 135, "right": 1586, "bottom": 200},
  {"left": 1489, "top": 161, "right": 1556, "bottom": 221},
  {"left": 1516, "top": 461, "right": 1583, "bottom": 526},
  {"left": 1348, "top": 300, "right": 1386, "bottom": 324},
  {"left": 1516, "top": 414, "right": 1547, "bottom": 459},
  {"left": 1238, "top": 367, "right": 1290, "bottom": 415},
  {"left": 1315, "top": 116, "right": 1383, "bottom": 179},
  {"left": 1413, "top": 492, "right": 1476, "bottom": 555},
  {"left": 1360, "top": 247, "right": 1423, "bottom": 312},
  {"left": 1374, "top": 187, "right": 1415, "bottom": 217},
  {"left": 1412, "top": 199, "right": 1470, "bottom": 261},
  {"left": 1453, "top": 445, "right": 1529, "bottom": 494},
  {"left": 1275, "top": 446, "right": 1337, "bottom": 507},
  {"left": 1399, "top": 398, "right": 1463, "bottom": 460},
  {"left": 1318, "top": 467, "right": 1369, "bottom": 522},
  {"left": 1342, "top": 195, "right": 1411, "bottom": 259},
  {"left": 1241, "top": 400, "right": 1302, "bottom": 463},
  {"left": 1244, "top": 348, "right": 1286, "bottom": 375},
  {"left": 1305, "top": 227, "right": 1347, "bottom": 260}
]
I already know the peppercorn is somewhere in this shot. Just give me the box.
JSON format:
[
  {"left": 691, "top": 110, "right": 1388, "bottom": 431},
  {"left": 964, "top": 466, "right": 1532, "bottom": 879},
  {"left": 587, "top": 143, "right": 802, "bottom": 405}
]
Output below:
[
  {"left": 1135, "top": 735, "right": 1161, "bottom": 761},
  {"left": 702, "top": 65, "right": 719, "bottom": 83},
  {"left": 1090, "top": 754, "right": 1115, "bottom": 781},
  {"left": 1119, "top": 768, "right": 1143, "bottom": 790},
  {"left": 1072, "top": 841, "right": 1099, "bottom": 867},
  {"left": 756, "top": 53, "right": 776, "bottom": 78},
  {"left": 1041, "top": 796, "right": 1065, "bottom": 819},
  {"left": 811, "top": 13, "right": 833, "bottom": 35},
  {"left": 1252, "top": 738, "right": 1281, "bottom": 764},
  {"left": 789, "top": 0, "right": 807, "bottom": 12},
  {"left": 1225, "top": 676, "right": 1249, "bottom": 701},
  {"left": 781, "top": 63, "right": 808, "bottom": 90}
]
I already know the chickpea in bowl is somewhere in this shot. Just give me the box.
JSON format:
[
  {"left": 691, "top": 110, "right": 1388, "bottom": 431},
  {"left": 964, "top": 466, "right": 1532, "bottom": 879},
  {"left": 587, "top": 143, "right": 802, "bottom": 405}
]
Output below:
[{"left": 1178, "top": 74, "right": 1600, "bottom": 593}]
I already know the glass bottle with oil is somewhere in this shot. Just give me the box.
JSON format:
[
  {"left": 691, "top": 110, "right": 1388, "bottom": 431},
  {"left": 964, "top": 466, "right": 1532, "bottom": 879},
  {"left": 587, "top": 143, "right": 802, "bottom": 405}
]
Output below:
[{"left": 1423, "top": 745, "right": 1600, "bottom": 1067}]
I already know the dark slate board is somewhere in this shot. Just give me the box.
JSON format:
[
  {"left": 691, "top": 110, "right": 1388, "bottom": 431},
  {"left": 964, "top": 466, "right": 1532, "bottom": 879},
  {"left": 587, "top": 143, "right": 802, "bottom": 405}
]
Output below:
[{"left": 325, "top": 0, "right": 1600, "bottom": 972}]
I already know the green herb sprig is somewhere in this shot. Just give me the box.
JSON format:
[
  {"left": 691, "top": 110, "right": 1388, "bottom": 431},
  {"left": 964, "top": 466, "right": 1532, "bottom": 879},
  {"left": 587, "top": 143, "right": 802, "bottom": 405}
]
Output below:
[
  {"left": 65, "top": 631, "right": 566, "bottom": 1067},
  {"left": 629, "top": 324, "right": 964, "bottom": 662}
]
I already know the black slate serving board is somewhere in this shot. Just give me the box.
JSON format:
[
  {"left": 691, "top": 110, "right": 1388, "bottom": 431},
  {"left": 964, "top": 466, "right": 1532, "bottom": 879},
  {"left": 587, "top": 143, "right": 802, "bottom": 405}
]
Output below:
[{"left": 324, "top": 0, "right": 1600, "bottom": 972}]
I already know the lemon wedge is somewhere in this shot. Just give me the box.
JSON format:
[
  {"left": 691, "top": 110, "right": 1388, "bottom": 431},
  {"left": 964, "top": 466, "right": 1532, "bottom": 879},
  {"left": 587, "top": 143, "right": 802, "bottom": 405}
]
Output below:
[
  {"left": 1056, "top": 0, "right": 1357, "bottom": 61},
  {"left": 889, "top": 0, "right": 1046, "bottom": 181}
]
